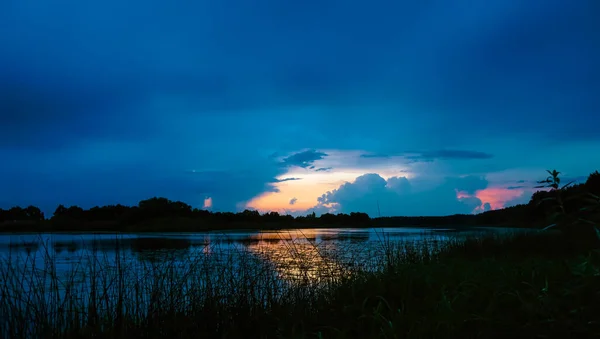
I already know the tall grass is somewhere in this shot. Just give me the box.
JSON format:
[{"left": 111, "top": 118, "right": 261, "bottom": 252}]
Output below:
[{"left": 1, "top": 232, "right": 599, "bottom": 338}]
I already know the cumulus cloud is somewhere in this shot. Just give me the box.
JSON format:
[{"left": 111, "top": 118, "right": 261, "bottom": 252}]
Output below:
[
  {"left": 448, "top": 175, "right": 489, "bottom": 194},
  {"left": 309, "top": 173, "right": 488, "bottom": 217},
  {"left": 289, "top": 197, "right": 298, "bottom": 205},
  {"left": 386, "top": 176, "right": 411, "bottom": 193}
]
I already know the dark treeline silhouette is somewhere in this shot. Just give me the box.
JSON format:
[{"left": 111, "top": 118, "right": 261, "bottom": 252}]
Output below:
[
  {"left": 0, "top": 198, "right": 371, "bottom": 232},
  {"left": 1, "top": 170, "right": 599, "bottom": 233},
  {"left": 378, "top": 170, "right": 600, "bottom": 229}
]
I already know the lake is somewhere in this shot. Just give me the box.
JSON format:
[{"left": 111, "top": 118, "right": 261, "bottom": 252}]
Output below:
[
  {"left": 1, "top": 226, "right": 535, "bottom": 336},
  {"left": 0, "top": 226, "right": 529, "bottom": 284}
]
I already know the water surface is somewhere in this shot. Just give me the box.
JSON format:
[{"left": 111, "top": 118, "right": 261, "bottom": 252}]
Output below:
[{"left": 0, "top": 226, "right": 527, "bottom": 283}]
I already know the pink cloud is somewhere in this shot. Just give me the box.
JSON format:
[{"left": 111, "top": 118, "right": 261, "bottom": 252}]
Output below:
[
  {"left": 203, "top": 197, "right": 213, "bottom": 209},
  {"left": 457, "top": 186, "right": 531, "bottom": 213},
  {"left": 476, "top": 187, "right": 526, "bottom": 210}
]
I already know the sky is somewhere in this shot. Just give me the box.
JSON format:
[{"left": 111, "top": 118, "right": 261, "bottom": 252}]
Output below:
[{"left": 1, "top": 0, "right": 599, "bottom": 217}]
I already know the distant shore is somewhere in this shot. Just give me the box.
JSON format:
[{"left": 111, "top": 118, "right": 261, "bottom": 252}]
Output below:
[{"left": 0, "top": 217, "right": 535, "bottom": 234}]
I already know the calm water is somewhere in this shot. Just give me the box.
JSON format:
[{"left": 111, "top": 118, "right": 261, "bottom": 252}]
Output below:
[
  {"left": 0, "top": 227, "right": 528, "bottom": 283},
  {"left": 0, "top": 226, "right": 533, "bottom": 336}
]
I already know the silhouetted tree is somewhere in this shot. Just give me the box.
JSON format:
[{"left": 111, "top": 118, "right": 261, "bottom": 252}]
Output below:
[
  {"left": 319, "top": 213, "right": 337, "bottom": 225},
  {"left": 240, "top": 209, "right": 261, "bottom": 223},
  {"left": 586, "top": 171, "right": 600, "bottom": 195},
  {"left": 349, "top": 212, "right": 370, "bottom": 225},
  {"left": 262, "top": 211, "right": 280, "bottom": 222},
  {"left": 53, "top": 205, "right": 69, "bottom": 218},
  {"left": 7, "top": 207, "right": 26, "bottom": 220},
  {"left": 24, "top": 205, "right": 44, "bottom": 220},
  {"left": 66, "top": 206, "right": 85, "bottom": 219}
]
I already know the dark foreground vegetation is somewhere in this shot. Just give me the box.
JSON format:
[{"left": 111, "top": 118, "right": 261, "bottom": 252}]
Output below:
[
  {"left": 1, "top": 170, "right": 600, "bottom": 338},
  {"left": 1, "top": 170, "right": 599, "bottom": 233},
  {"left": 1, "top": 231, "right": 599, "bottom": 339}
]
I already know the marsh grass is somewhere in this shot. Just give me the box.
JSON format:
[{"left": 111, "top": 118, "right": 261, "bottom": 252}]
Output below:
[{"left": 1, "top": 232, "right": 599, "bottom": 338}]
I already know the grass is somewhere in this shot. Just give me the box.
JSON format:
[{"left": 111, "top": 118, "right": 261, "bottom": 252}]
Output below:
[{"left": 1, "top": 231, "right": 599, "bottom": 338}]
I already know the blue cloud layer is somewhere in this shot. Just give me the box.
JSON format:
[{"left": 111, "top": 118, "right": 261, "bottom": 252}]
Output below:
[{"left": 1, "top": 0, "right": 599, "bottom": 214}]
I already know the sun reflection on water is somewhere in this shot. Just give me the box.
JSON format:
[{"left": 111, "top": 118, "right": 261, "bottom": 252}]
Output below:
[{"left": 238, "top": 229, "right": 372, "bottom": 283}]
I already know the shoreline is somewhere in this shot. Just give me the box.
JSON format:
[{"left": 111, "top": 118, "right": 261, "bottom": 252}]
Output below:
[{"left": 0, "top": 223, "right": 537, "bottom": 235}]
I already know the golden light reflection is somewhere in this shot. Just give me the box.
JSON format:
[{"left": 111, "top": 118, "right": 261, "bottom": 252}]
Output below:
[
  {"left": 243, "top": 230, "right": 361, "bottom": 283},
  {"left": 246, "top": 240, "right": 346, "bottom": 283}
]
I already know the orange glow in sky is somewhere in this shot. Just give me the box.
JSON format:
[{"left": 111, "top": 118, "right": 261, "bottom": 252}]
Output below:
[
  {"left": 246, "top": 176, "right": 340, "bottom": 213},
  {"left": 246, "top": 157, "right": 412, "bottom": 213}
]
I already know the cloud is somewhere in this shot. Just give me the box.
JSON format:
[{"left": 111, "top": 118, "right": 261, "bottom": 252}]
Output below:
[
  {"left": 359, "top": 153, "right": 390, "bottom": 159},
  {"left": 472, "top": 187, "right": 529, "bottom": 211},
  {"left": 280, "top": 150, "right": 328, "bottom": 168},
  {"left": 185, "top": 168, "right": 289, "bottom": 211},
  {"left": 406, "top": 150, "right": 494, "bottom": 162},
  {"left": 203, "top": 197, "right": 213, "bottom": 209},
  {"left": 289, "top": 198, "right": 298, "bottom": 205},
  {"left": 315, "top": 167, "right": 332, "bottom": 172},
  {"left": 1, "top": 0, "right": 598, "bottom": 216},
  {"left": 309, "top": 173, "right": 488, "bottom": 217},
  {"left": 449, "top": 175, "right": 489, "bottom": 194},
  {"left": 506, "top": 185, "right": 525, "bottom": 190},
  {"left": 274, "top": 177, "right": 303, "bottom": 182},
  {"left": 0, "top": 79, "right": 155, "bottom": 151},
  {"left": 1, "top": 151, "right": 289, "bottom": 215},
  {"left": 386, "top": 176, "right": 411, "bottom": 193},
  {"left": 359, "top": 150, "right": 493, "bottom": 162}
]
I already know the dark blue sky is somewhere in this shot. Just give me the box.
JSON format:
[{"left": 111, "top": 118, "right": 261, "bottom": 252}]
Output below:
[{"left": 1, "top": 0, "right": 599, "bottom": 216}]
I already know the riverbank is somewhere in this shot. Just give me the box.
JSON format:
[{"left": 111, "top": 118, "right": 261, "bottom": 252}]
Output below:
[{"left": 1, "top": 231, "right": 599, "bottom": 338}]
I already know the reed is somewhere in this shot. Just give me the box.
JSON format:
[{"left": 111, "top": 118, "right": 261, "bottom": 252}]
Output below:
[{"left": 0, "top": 231, "right": 598, "bottom": 338}]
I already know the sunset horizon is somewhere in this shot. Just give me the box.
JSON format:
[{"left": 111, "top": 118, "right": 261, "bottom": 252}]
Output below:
[{"left": 2, "top": 0, "right": 599, "bottom": 217}]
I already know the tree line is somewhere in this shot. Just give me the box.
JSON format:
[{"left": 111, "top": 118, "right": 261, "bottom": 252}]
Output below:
[
  {"left": 1, "top": 171, "right": 598, "bottom": 232},
  {"left": 472, "top": 170, "right": 600, "bottom": 229},
  {"left": 0, "top": 197, "right": 371, "bottom": 232}
]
